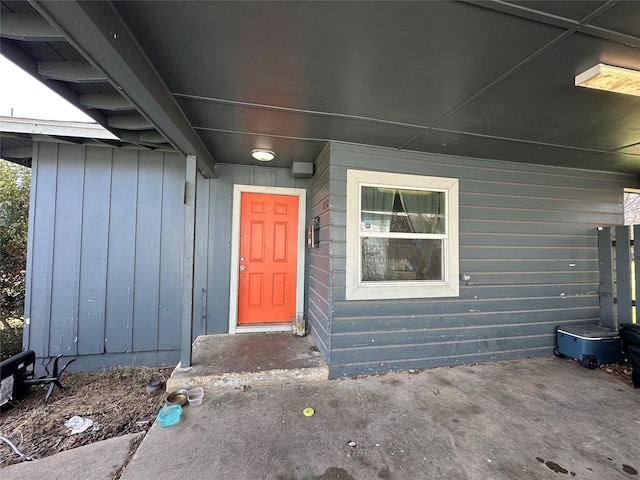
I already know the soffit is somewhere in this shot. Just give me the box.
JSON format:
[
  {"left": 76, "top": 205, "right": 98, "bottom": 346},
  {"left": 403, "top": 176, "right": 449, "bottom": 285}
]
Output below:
[{"left": 1, "top": 1, "right": 638, "bottom": 177}]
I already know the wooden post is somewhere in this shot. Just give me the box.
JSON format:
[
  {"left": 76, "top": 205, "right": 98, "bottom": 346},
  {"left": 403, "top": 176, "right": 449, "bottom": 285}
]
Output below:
[
  {"left": 180, "top": 155, "right": 197, "bottom": 368},
  {"left": 635, "top": 225, "right": 639, "bottom": 324},
  {"left": 615, "top": 226, "right": 632, "bottom": 326},
  {"left": 598, "top": 227, "right": 614, "bottom": 329}
]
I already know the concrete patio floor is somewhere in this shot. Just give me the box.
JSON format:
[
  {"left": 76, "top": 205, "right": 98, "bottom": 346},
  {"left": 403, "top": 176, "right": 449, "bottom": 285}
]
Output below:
[
  {"left": 3, "top": 355, "right": 638, "bottom": 480},
  {"left": 122, "top": 357, "right": 640, "bottom": 480}
]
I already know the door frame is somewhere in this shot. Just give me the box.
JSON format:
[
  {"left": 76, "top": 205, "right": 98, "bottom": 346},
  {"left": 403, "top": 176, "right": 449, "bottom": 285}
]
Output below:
[{"left": 228, "top": 184, "right": 307, "bottom": 334}]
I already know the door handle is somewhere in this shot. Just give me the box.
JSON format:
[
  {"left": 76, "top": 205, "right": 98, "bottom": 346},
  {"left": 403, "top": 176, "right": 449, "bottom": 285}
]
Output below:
[{"left": 239, "top": 265, "right": 246, "bottom": 271}]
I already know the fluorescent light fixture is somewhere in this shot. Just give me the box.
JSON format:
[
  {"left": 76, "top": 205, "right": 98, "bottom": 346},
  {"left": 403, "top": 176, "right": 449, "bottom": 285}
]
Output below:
[
  {"left": 575, "top": 63, "right": 640, "bottom": 97},
  {"left": 251, "top": 148, "right": 275, "bottom": 162}
]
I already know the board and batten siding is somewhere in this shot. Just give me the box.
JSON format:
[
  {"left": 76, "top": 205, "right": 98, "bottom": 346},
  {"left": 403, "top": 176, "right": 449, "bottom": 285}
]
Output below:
[
  {"left": 317, "top": 143, "right": 638, "bottom": 377},
  {"left": 24, "top": 143, "right": 185, "bottom": 370},
  {"left": 192, "top": 163, "right": 311, "bottom": 336}
]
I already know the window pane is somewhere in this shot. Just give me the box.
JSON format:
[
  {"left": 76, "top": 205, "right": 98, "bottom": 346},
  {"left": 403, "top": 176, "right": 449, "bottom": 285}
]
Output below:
[
  {"left": 361, "top": 186, "right": 445, "bottom": 234},
  {"left": 361, "top": 238, "right": 443, "bottom": 282},
  {"left": 361, "top": 186, "right": 395, "bottom": 232},
  {"left": 398, "top": 189, "right": 445, "bottom": 234}
]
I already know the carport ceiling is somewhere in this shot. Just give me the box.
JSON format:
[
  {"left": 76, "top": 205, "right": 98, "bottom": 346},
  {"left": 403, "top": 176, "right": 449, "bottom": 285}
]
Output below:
[{"left": 1, "top": 1, "right": 639, "bottom": 177}]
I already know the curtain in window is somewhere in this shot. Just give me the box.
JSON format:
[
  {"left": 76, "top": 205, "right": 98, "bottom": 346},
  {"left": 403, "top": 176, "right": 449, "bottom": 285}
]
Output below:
[
  {"left": 361, "top": 187, "right": 395, "bottom": 281},
  {"left": 399, "top": 191, "right": 443, "bottom": 278},
  {"left": 361, "top": 187, "right": 395, "bottom": 231},
  {"left": 399, "top": 191, "right": 442, "bottom": 233}
]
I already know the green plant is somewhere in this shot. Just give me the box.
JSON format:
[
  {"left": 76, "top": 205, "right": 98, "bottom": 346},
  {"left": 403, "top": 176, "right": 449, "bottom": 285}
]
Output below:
[
  {"left": 0, "top": 164, "right": 30, "bottom": 300},
  {"left": 0, "top": 316, "right": 24, "bottom": 361},
  {"left": 0, "top": 159, "right": 30, "bottom": 357}
]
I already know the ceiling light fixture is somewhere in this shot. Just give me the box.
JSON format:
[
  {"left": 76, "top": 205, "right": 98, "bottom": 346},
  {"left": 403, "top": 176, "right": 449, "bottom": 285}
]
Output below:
[
  {"left": 251, "top": 148, "right": 275, "bottom": 162},
  {"left": 575, "top": 63, "right": 640, "bottom": 97}
]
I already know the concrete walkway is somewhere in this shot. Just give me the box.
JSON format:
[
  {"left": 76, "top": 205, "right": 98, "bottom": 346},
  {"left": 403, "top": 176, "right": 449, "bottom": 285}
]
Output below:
[
  {"left": 1, "top": 432, "right": 143, "bottom": 480},
  {"left": 3, "top": 358, "right": 638, "bottom": 479},
  {"left": 120, "top": 358, "right": 639, "bottom": 480}
]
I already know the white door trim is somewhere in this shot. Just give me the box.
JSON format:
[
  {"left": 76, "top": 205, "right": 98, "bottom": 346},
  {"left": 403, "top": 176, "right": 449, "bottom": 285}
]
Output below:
[{"left": 228, "top": 185, "right": 306, "bottom": 334}]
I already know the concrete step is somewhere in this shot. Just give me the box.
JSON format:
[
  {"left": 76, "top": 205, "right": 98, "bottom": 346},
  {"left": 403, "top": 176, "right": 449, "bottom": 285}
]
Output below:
[{"left": 166, "top": 333, "right": 328, "bottom": 392}]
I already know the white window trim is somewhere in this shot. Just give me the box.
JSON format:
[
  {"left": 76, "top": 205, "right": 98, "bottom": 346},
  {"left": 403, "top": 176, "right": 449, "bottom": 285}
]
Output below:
[{"left": 346, "top": 169, "right": 459, "bottom": 300}]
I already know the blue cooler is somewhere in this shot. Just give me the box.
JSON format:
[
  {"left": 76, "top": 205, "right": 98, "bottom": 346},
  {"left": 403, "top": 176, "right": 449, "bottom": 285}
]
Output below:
[{"left": 555, "top": 324, "right": 622, "bottom": 369}]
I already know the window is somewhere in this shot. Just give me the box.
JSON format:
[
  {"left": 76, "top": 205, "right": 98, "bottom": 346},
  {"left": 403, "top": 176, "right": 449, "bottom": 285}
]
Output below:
[
  {"left": 624, "top": 188, "right": 640, "bottom": 226},
  {"left": 346, "top": 169, "right": 459, "bottom": 300}
]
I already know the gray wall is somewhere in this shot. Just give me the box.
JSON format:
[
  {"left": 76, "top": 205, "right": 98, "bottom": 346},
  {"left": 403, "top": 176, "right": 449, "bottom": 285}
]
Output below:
[
  {"left": 308, "top": 145, "right": 331, "bottom": 360},
  {"left": 192, "top": 163, "right": 311, "bottom": 337},
  {"left": 25, "top": 139, "right": 636, "bottom": 376},
  {"left": 24, "top": 143, "right": 185, "bottom": 370},
  {"left": 315, "top": 143, "right": 638, "bottom": 377},
  {"left": 24, "top": 144, "right": 312, "bottom": 370}
]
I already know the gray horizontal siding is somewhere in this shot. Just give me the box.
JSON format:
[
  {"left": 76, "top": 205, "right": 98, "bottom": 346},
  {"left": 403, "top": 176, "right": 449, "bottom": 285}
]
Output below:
[
  {"left": 328, "top": 343, "right": 553, "bottom": 378},
  {"left": 331, "top": 306, "right": 598, "bottom": 334},
  {"left": 461, "top": 179, "right": 622, "bottom": 201},
  {"left": 331, "top": 319, "right": 593, "bottom": 350},
  {"left": 307, "top": 146, "right": 332, "bottom": 360},
  {"left": 462, "top": 260, "right": 597, "bottom": 272},
  {"left": 331, "top": 333, "right": 557, "bottom": 365},
  {"left": 322, "top": 143, "right": 637, "bottom": 377},
  {"left": 460, "top": 192, "right": 623, "bottom": 214},
  {"left": 461, "top": 234, "right": 596, "bottom": 247},
  {"left": 331, "top": 293, "right": 598, "bottom": 320},
  {"left": 460, "top": 222, "right": 605, "bottom": 236},
  {"left": 24, "top": 143, "right": 185, "bottom": 369},
  {"left": 460, "top": 246, "right": 596, "bottom": 260},
  {"left": 328, "top": 146, "right": 628, "bottom": 189},
  {"left": 193, "top": 163, "right": 311, "bottom": 336}
]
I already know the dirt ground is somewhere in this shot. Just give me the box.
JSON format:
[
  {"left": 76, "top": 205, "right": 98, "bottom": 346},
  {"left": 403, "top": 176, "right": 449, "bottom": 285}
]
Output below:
[
  {"left": 0, "top": 361, "right": 635, "bottom": 469},
  {"left": 0, "top": 366, "right": 172, "bottom": 468}
]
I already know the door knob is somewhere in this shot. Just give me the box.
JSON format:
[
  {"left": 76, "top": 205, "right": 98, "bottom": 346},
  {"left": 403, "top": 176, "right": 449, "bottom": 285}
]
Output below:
[{"left": 239, "top": 265, "right": 246, "bottom": 271}]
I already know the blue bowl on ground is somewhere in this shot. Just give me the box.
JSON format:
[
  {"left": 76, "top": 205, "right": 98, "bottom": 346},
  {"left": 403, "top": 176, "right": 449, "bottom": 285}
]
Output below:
[{"left": 158, "top": 404, "right": 182, "bottom": 427}]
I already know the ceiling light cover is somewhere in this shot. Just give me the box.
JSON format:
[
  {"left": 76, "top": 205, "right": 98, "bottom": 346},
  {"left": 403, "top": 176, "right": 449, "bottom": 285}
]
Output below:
[
  {"left": 575, "top": 63, "right": 640, "bottom": 97},
  {"left": 251, "top": 149, "right": 275, "bottom": 162}
]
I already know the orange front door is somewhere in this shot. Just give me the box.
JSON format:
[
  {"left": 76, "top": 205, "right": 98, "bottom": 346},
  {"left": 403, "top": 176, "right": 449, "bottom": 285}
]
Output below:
[{"left": 237, "top": 192, "right": 299, "bottom": 325}]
